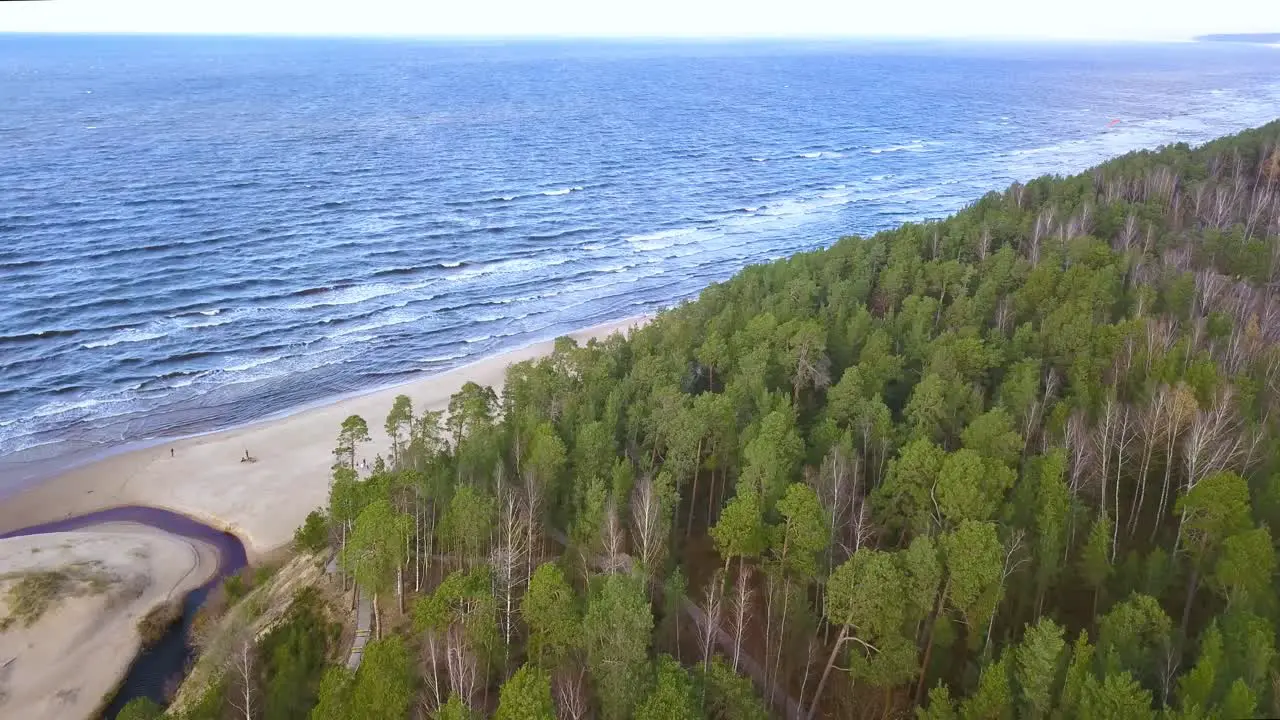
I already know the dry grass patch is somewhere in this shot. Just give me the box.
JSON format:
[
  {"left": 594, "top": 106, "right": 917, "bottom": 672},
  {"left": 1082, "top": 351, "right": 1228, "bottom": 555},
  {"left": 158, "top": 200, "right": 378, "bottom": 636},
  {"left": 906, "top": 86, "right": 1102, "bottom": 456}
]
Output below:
[
  {"left": 137, "top": 599, "right": 183, "bottom": 645},
  {"left": 0, "top": 562, "right": 117, "bottom": 630}
]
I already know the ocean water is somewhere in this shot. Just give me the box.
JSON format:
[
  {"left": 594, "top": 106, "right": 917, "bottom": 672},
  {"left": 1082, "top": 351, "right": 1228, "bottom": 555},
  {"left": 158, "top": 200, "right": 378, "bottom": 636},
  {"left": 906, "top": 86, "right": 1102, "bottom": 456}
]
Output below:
[{"left": 2, "top": 36, "right": 1279, "bottom": 486}]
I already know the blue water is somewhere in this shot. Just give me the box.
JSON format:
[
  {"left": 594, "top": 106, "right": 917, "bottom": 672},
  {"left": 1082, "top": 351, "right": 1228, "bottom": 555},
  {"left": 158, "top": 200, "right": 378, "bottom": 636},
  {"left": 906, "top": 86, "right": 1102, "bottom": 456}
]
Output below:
[{"left": 2, "top": 36, "right": 1279, "bottom": 485}]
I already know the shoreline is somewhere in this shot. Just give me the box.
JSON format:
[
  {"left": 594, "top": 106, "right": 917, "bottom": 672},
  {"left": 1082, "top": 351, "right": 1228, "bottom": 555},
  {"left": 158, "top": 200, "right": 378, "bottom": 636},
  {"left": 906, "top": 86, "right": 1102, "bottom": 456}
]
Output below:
[
  {"left": 0, "top": 314, "right": 651, "bottom": 560},
  {"left": 2, "top": 312, "right": 661, "bottom": 496}
]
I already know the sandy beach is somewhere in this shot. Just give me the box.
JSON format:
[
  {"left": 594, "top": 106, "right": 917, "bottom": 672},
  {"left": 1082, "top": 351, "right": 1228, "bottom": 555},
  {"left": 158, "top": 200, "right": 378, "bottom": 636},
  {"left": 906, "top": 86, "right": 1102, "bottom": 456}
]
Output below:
[
  {"left": 0, "top": 315, "right": 649, "bottom": 560},
  {"left": 0, "top": 523, "right": 217, "bottom": 719}
]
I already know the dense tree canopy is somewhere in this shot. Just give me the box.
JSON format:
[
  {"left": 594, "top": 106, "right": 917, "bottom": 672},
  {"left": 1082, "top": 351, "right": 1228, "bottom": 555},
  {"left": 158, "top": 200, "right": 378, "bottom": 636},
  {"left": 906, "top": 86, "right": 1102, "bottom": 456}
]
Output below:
[{"left": 175, "top": 121, "right": 1280, "bottom": 719}]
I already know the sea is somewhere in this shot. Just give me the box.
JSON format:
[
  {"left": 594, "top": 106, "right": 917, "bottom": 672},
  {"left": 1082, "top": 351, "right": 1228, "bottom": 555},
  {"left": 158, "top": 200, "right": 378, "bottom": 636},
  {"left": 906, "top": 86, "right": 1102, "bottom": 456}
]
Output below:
[{"left": 2, "top": 35, "right": 1279, "bottom": 488}]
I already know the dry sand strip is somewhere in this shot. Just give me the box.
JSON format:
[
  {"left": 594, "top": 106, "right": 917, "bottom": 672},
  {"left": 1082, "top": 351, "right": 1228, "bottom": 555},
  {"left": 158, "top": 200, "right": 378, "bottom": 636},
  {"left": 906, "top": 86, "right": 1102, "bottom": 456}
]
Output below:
[
  {"left": 0, "top": 523, "right": 218, "bottom": 720},
  {"left": 0, "top": 315, "right": 650, "bottom": 560}
]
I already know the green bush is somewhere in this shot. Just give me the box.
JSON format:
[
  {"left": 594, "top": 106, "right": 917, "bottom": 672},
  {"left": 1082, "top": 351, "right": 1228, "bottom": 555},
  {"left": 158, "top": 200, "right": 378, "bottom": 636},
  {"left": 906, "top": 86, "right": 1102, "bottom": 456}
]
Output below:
[
  {"left": 293, "top": 510, "right": 329, "bottom": 553},
  {"left": 258, "top": 588, "right": 338, "bottom": 720},
  {"left": 116, "top": 696, "right": 163, "bottom": 720}
]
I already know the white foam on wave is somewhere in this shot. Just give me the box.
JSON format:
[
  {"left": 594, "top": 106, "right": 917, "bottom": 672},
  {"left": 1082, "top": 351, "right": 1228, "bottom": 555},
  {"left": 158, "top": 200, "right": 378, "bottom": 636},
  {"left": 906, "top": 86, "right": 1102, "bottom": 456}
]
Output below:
[
  {"left": 541, "top": 186, "right": 584, "bottom": 196},
  {"left": 216, "top": 345, "right": 354, "bottom": 389},
  {"left": 870, "top": 141, "right": 928, "bottom": 154},
  {"left": 423, "top": 350, "right": 469, "bottom": 364},
  {"left": 759, "top": 186, "right": 854, "bottom": 219},
  {"left": 1008, "top": 144, "right": 1064, "bottom": 157},
  {"left": 282, "top": 281, "right": 426, "bottom": 311},
  {"left": 626, "top": 228, "right": 700, "bottom": 252},
  {"left": 327, "top": 308, "right": 427, "bottom": 341},
  {"left": 180, "top": 308, "right": 242, "bottom": 330},
  {"left": 223, "top": 355, "right": 283, "bottom": 373},
  {"left": 798, "top": 151, "right": 844, "bottom": 159},
  {"left": 82, "top": 328, "right": 167, "bottom": 349},
  {"left": 444, "top": 255, "right": 571, "bottom": 282},
  {"left": 1003, "top": 83, "right": 1280, "bottom": 179},
  {"left": 440, "top": 261, "right": 464, "bottom": 268},
  {"left": 595, "top": 261, "right": 641, "bottom": 274},
  {"left": 3, "top": 394, "right": 139, "bottom": 452},
  {"left": 187, "top": 315, "right": 236, "bottom": 330}
]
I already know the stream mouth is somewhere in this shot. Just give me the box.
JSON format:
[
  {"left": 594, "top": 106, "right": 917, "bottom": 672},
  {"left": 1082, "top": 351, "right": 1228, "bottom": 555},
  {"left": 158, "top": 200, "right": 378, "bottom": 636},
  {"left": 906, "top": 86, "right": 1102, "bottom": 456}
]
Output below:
[{"left": 0, "top": 506, "right": 248, "bottom": 718}]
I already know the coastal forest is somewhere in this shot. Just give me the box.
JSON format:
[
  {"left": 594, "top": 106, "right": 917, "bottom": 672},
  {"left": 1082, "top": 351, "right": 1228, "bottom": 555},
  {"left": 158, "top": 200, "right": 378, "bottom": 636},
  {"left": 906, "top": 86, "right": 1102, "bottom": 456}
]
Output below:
[{"left": 130, "top": 120, "right": 1280, "bottom": 720}]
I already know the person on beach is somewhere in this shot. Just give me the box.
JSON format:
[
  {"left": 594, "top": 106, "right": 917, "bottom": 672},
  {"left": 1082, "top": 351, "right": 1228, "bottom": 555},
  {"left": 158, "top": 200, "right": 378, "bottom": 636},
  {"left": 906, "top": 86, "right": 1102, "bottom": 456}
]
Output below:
[{"left": 170, "top": 448, "right": 174, "bottom": 458}]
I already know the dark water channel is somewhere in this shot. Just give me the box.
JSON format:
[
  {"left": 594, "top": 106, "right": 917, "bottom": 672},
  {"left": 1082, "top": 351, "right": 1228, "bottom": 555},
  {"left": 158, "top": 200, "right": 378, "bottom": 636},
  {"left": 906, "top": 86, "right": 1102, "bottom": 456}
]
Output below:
[{"left": 0, "top": 506, "right": 247, "bottom": 718}]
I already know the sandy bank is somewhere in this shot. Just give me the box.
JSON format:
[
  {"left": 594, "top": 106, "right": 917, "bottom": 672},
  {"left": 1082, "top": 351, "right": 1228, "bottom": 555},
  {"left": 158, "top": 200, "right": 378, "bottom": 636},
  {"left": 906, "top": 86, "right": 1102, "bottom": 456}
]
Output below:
[
  {"left": 0, "top": 523, "right": 217, "bottom": 720},
  {"left": 0, "top": 315, "right": 649, "bottom": 559}
]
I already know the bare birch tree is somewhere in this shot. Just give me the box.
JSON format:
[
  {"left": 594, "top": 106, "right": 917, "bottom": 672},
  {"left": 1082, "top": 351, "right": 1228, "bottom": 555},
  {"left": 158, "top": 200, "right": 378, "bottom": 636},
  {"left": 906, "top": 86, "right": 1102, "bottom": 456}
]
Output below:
[
  {"left": 445, "top": 623, "right": 480, "bottom": 709},
  {"left": 730, "top": 566, "right": 754, "bottom": 673},
  {"left": 600, "top": 500, "right": 628, "bottom": 575},
  {"left": 553, "top": 664, "right": 590, "bottom": 720},
  {"left": 1178, "top": 387, "right": 1245, "bottom": 549},
  {"left": 631, "top": 472, "right": 671, "bottom": 578},
  {"left": 1151, "top": 384, "right": 1197, "bottom": 543},
  {"left": 698, "top": 570, "right": 725, "bottom": 672},
  {"left": 227, "top": 631, "right": 257, "bottom": 720},
  {"left": 491, "top": 489, "right": 529, "bottom": 652}
]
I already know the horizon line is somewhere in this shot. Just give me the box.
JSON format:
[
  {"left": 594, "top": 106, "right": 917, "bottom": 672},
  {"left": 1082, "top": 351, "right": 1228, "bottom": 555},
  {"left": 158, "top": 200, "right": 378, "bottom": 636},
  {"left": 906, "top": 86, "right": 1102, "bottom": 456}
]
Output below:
[{"left": 0, "top": 29, "right": 1217, "bottom": 44}]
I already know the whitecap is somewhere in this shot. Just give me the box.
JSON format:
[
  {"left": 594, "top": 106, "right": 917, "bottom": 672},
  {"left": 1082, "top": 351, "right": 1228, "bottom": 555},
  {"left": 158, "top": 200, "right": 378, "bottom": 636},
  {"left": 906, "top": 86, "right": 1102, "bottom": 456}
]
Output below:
[
  {"left": 82, "top": 328, "right": 167, "bottom": 349},
  {"left": 187, "top": 316, "right": 236, "bottom": 330},
  {"left": 444, "top": 256, "right": 570, "bottom": 282},
  {"left": 870, "top": 141, "right": 928, "bottom": 154},
  {"left": 423, "top": 350, "right": 469, "bottom": 364},
  {"left": 223, "top": 355, "right": 283, "bottom": 373},
  {"left": 541, "top": 186, "right": 584, "bottom": 196},
  {"left": 626, "top": 228, "right": 699, "bottom": 251},
  {"left": 282, "top": 282, "right": 422, "bottom": 310},
  {"left": 596, "top": 262, "right": 639, "bottom": 274}
]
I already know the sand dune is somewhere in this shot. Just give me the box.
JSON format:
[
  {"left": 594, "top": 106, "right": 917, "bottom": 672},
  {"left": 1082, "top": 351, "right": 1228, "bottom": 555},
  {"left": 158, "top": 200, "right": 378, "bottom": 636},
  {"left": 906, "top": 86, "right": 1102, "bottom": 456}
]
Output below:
[
  {"left": 0, "top": 523, "right": 217, "bottom": 720},
  {"left": 0, "top": 316, "right": 649, "bottom": 559}
]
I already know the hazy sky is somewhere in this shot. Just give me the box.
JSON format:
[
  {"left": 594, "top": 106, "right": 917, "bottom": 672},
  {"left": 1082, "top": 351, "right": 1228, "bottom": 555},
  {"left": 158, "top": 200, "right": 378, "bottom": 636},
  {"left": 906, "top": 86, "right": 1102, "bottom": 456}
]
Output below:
[{"left": 3, "top": 0, "right": 1279, "bottom": 41}]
